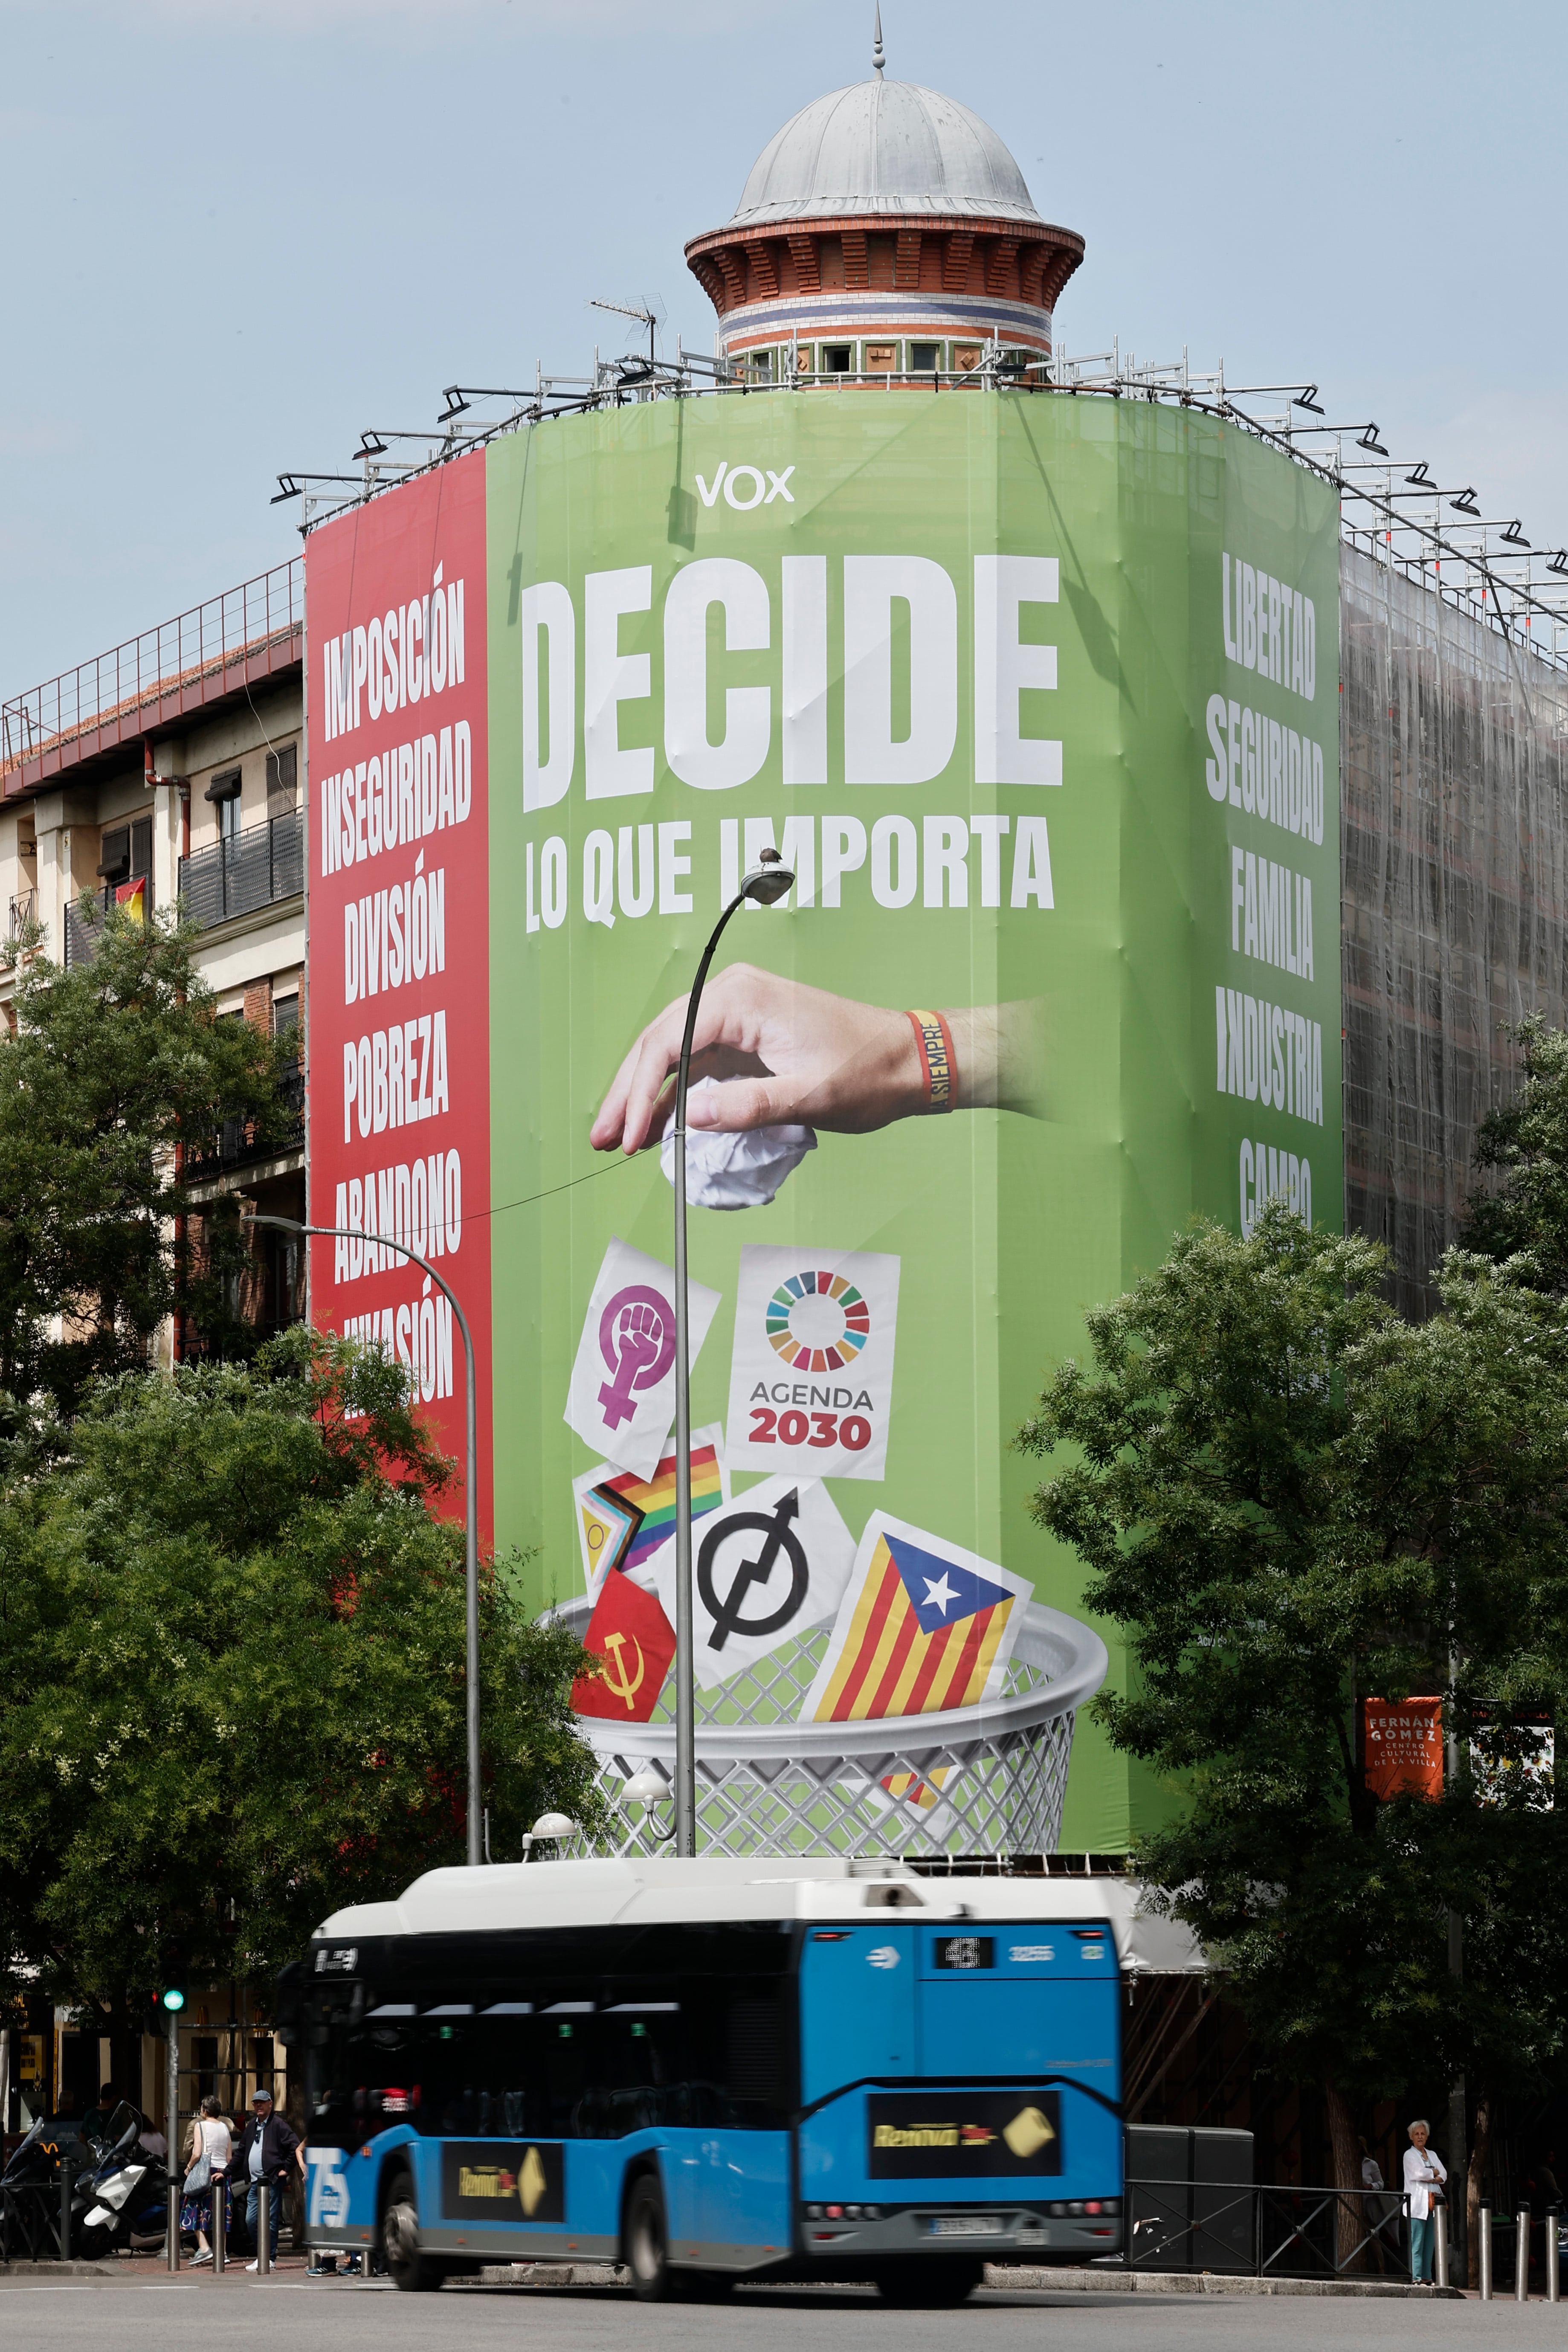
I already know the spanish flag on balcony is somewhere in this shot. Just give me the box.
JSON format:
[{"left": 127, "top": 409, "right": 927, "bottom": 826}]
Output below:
[
  {"left": 115, "top": 877, "right": 146, "bottom": 922},
  {"left": 800, "top": 1512, "right": 1029, "bottom": 1724}
]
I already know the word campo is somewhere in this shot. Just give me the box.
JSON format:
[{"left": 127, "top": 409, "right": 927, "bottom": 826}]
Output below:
[
  {"left": 321, "top": 563, "right": 466, "bottom": 741},
  {"left": 1240, "top": 1141, "right": 1312, "bottom": 1235}
]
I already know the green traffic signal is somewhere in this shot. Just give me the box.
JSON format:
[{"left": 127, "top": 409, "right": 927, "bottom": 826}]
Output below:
[{"left": 161, "top": 1987, "right": 185, "bottom": 2012}]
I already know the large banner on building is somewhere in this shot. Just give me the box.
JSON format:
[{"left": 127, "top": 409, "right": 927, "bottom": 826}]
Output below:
[
  {"left": 307, "top": 394, "right": 1339, "bottom": 1850},
  {"left": 304, "top": 453, "right": 495, "bottom": 1540}
]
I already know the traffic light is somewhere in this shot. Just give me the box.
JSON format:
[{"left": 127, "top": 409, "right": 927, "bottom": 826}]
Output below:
[{"left": 157, "top": 1937, "right": 190, "bottom": 2019}]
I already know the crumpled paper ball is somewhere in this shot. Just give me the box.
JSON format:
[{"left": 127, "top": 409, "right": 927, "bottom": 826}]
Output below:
[{"left": 660, "top": 1076, "right": 817, "bottom": 1209}]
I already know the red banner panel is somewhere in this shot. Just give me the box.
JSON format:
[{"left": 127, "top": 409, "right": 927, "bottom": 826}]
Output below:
[
  {"left": 304, "top": 454, "right": 493, "bottom": 1546},
  {"left": 1361, "top": 1696, "right": 1443, "bottom": 1801}
]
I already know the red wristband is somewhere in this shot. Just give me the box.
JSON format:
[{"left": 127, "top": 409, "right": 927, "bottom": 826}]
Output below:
[{"left": 905, "top": 1009, "right": 957, "bottom": 1111}]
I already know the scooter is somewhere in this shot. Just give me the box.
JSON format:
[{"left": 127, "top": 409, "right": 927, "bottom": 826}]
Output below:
[{"left": 75, "top": 2106, "right": 172, "bottom": 2259}]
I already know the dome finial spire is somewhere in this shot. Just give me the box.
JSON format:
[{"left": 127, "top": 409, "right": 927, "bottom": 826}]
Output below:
[{"left": 872, "top": 4, "right": 885, "bottom": 79}]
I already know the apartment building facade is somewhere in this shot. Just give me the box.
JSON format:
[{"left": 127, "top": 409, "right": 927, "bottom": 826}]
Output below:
[{"left": 0, "top": 560, "right": 309, "bottom": 1358}]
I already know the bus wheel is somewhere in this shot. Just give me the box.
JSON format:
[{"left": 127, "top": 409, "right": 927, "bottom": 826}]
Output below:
[
  {"left": 381, "top": 2170, "right": 445, "bottom": 2292},
  {"left": 874, "top": 2257, "right": 984, "bottom": 2306},
  {"left": 625, "top": 2173, "right": 674, "bottom": 2303}
]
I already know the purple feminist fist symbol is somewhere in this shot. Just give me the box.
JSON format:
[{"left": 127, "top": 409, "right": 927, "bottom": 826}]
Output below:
[{"left": 597, "top": 1285, "right": 676, "bottom": 1430}]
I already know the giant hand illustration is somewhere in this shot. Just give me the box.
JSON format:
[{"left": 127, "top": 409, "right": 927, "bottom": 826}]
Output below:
[{"left": 590, "top": 964, "right": 1040, "bottom": 1156}]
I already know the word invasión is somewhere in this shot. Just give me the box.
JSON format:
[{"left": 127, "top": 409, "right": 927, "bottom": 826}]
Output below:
[{"left": 340, "top": 1294, "right": 457, "bottom": 1405}]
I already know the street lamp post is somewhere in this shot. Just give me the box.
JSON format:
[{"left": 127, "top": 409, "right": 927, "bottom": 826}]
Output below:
[
  {"left": 246, "top": 1212, "right": 484, "bottom": 1867},
  {"left": 671, "top": 847, "right": 794, "bottom": 1857}
]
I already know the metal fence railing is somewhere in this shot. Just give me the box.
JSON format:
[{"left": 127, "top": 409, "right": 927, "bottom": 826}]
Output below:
[
  {"left": 178, "top": 810, "right": 304, "bottom": 929},
  {"left": 1127, "top": 2178, "right": 1423, "bottom": 2280},
  {"left": 2, "top": 559, "right": 303, "bottom": 779}
]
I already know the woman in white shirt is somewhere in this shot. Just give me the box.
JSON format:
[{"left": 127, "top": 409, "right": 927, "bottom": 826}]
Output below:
[
  {"left": 1403, "top": 2119, "right": 1448, "bottom": 2282},
  {"left": 180, "top": 2094, "right": 234, "bottom": 2267}
]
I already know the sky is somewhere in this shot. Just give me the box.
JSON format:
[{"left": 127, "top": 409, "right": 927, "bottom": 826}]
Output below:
[{"left": 2, "top": 0, "right": 1565, "bottom": 698}]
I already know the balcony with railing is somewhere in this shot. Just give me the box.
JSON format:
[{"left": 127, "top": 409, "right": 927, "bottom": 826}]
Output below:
[
  {"left": 8, "top": 888, "right": 35, "bottom": 941},
  {"left": 183, "top": 1060, "right": 306, "bottom": 1183},
  {"left": 179, "top": 809, "right": 304, "bottom": 929}
]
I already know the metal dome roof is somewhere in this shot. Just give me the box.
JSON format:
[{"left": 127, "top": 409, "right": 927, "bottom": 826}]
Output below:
[{"left": 727, "top": 77, "right": 1042, "bottom": 230}]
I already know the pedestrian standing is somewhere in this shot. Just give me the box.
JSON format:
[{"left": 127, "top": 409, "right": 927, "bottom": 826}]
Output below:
[
  {"left": 235, "top": 2085, "right": 304, "bottom": 2271},
  {"left": 182, "top": 2093, "right": 233, "bottom": 2266},
  {"left": 1359, "top": 2136, "right": 1391, "bottom": 2273},
  {"left": 1403, "top": 2119, "right": 1447, "bottom": 2283}
]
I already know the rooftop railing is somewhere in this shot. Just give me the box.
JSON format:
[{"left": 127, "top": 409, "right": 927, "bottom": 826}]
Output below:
[{"left": 2, "top": 559, "right": 303, "bottom": 781}]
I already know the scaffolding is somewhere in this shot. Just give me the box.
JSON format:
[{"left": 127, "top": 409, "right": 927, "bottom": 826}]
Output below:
[{"left": 1342, "top": 543, "right": 1568, "bottom": 1314}]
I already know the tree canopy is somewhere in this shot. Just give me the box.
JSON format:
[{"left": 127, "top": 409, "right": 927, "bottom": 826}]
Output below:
[
  {"left": 0, "top": 1328, "right": 596, "bottom": 2082},
  {"left": 0, "top": 905, "right": 287, "bottom": 1414},
  {"left": 1018, "top": 1207, "right": 1568, "bottom": 2205},
  {"left": 1466, "top": 1014, "right": 1568, "bottom": 1292}
]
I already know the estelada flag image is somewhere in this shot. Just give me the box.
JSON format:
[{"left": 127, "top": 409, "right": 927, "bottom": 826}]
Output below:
[
  {"left": 800, "top": 1513, "right": 1031, "bottom": 1725},
  {"left": 571, "top": 1422, "right": 730, "bottom": 1598},
  {"left": 571, "top": 1569, "right": 677, "bottom": 1723}
]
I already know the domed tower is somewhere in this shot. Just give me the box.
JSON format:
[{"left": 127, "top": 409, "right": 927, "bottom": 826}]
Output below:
[{"left": 684, "top": 16, "right": 1083, "bottom": 383}]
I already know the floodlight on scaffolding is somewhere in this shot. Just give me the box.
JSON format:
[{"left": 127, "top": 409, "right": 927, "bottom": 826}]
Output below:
[
  {"left": 1405, "top": 461, "right": 1440, "bottom": 490},
  {"left": 1450, "top": 487, "right": 1481, "bottom": 515},
  {"left": 1356, "top": 423, "right": 1389, "bottom": 456},
  {"left": 355, "top": 431, "right": 389, "bottom": 460}
]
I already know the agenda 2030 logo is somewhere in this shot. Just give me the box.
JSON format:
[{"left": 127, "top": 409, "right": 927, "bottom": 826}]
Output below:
[{"left": 726, "top": 1246, "right": 902, "bottom": 1481}]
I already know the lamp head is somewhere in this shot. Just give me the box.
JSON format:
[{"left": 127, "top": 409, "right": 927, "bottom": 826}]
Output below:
[{"left": 741, "top": 846, "right": 794, "bottom": 906}]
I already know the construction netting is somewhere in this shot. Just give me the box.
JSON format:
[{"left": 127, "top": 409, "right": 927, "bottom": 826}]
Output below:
[{"left": 1341, "top": 543, "right": 1568, "bottom": 1316}]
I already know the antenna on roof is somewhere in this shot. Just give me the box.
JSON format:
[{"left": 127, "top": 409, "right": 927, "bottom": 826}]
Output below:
[{"left": 872, "top": 3, "right": 885, "bottom": 79}]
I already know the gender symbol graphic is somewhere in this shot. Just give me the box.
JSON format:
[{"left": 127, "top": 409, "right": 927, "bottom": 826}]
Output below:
[
  {"left": 698, "top": 1488, "right": 809, "bottom": 1652},
  {"left": 597, "top": 1285, "right": 675, "bottom": 1430}
]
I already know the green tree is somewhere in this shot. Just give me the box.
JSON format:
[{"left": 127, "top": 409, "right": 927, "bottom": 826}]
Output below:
[
  {"left": 1466, "top": 1014, "right": 1568, "bottom": 1291},
  {"left": 0, "top": 904, "right": 287, "bottom": 1415},
  {"left": 0, "top": 1328, "right": 597, "bottom": 2094},
  {"left": 1018, "top": 1208, "right": 1568, "bottom": 2245}
]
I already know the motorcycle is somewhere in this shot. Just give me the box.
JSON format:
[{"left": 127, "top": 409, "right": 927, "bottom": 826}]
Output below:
[{"left": 74, "top": 2105, "right": 172, "bottom": 2259}]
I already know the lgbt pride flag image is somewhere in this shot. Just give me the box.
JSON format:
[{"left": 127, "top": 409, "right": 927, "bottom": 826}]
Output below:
[
  {"left": 572, "top": 1424, "right": 729, "bottom": 1598},
  {"left": 801, "top": 1513, "right": 1032, "bottom": 1726}
]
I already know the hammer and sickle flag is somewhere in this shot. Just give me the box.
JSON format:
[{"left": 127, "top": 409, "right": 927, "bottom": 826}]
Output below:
[{"left": 571, "top": 1569, "right": 676, "bottom": 1722}]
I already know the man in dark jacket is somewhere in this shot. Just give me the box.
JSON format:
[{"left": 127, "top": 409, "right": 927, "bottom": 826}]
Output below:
[{"left": 237, "top": 2087, "right": 304, "bottom": 2269}]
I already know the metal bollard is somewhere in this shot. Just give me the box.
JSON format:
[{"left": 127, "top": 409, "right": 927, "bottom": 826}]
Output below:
[
  {"left": 1548, "top": 2206, "right": 1561, "bottom": 2304},
  {"left": 58, "top": 2152, "right": 72, "bottom": 2263},
  {"left": 1480, "top": 2201, "right": 1493, "bottom": 2300},
  {"left": 257, "top": 2181, "right": 271, "bottom": 2276},
  {"left": 1434, "top": 2202, "right": 1449, "bottom": 2288},
  {"left": 212, "top": 2172, "right": 227, "bottom": 2274},
  {"left": 1517, "top": 2206, "right": 1531, "bottom": 2301}
]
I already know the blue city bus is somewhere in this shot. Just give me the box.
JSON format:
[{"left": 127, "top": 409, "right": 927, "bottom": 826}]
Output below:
[{"left": 281, "top": 1857, "right": 1123, "bottom": 2303}]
